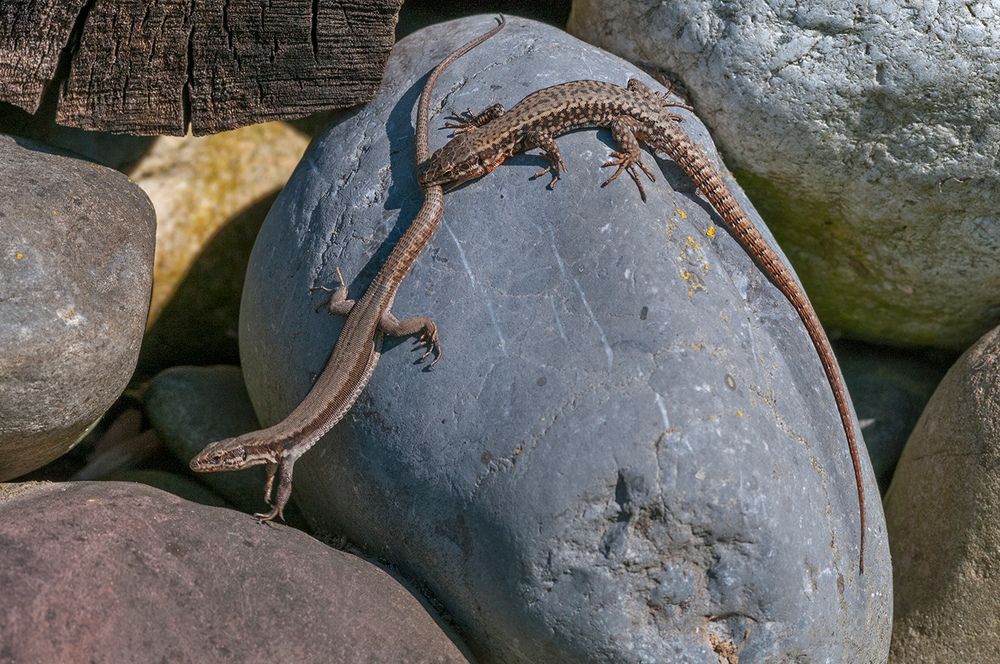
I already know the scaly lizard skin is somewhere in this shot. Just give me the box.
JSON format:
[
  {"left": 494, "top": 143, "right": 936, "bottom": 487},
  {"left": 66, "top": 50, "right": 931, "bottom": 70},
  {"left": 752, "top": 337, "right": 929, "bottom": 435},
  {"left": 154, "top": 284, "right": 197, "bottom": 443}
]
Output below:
[
  {"left": 420, "top": 77, "right": 867, "bottom": 573},
  {"left": 189, "top": 17, "right": 507, "bottom": 521}
]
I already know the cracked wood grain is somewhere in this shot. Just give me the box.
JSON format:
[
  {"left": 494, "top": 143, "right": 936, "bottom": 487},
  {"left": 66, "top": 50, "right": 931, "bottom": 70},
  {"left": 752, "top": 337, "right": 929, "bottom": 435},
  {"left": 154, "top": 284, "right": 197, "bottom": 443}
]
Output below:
[{"left": 0, "top": 0, "right": 404, "bottom": 135}]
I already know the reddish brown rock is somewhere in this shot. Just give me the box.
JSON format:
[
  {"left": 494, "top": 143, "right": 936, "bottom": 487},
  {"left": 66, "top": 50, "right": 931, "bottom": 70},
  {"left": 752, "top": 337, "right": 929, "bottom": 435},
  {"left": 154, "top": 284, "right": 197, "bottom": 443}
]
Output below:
[{"left": 0, "top": 482, "right": 470, "bottom": 664}]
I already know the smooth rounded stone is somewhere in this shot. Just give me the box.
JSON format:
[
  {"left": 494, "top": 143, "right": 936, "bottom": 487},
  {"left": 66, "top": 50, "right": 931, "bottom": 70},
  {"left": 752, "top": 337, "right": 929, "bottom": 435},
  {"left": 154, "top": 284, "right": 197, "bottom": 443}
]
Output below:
[
  {"left": 145, "top": 366, "right": 270, "bottom": 514},
  {"left": 0, "top": 481, "right": 471, "bottom": 664},
  {"left": 884, "top": 324, "right": 1000, "bottom": 662},
  {"left": 568, "top": 1, "right": 1000, "bottom": 350},
  {"left": 239, "top": 16, "right": 889, "bottom": 664},
  {"left": 0, "top": 134, "right": 155, "bottom": 481},
  {"left": 834, "top": 340, "right": 949, "bottom": 494},
  {"left": 131, "top": 122, "right": 308, "bottom": 375}
]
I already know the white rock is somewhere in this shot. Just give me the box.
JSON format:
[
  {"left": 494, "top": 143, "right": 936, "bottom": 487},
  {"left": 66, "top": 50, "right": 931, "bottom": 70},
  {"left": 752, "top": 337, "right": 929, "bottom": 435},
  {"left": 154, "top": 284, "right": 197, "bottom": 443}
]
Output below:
[{"left": 569, "top": 0, "right": 1000, "bottom": 349}]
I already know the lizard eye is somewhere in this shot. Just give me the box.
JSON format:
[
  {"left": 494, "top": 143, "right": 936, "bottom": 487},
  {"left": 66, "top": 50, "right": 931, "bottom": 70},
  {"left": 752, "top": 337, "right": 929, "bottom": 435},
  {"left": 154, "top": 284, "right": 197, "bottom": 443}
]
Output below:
[
  {"left": 212, "top": 454, "right": 222, "bottom": 464},
  {"left": 242, "top": 450, "right": 247, "bottom": 461}
]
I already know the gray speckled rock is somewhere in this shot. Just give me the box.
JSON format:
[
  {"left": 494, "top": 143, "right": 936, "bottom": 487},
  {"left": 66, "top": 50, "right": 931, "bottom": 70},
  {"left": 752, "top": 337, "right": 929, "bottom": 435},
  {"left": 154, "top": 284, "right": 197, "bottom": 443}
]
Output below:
[
  {"left": 568, "top": 0, "right": 1000, "bottom": 350},
  {"left": 0, "top": 135, "right": 155, "bottom": 481},
  {"left": 0, "top": 481, "right": 471, "bottom": 664},
  {"left": 238, "top": 16, "right": 889, "bottom": 664},
  {"left": 884, "top": 324, "right": 1000, "bottom": 662}
]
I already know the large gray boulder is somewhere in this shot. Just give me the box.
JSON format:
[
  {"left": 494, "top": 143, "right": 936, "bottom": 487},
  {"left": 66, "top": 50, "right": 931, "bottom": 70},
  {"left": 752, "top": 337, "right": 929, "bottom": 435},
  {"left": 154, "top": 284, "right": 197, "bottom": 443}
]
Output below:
[
  {"left": 237, "top": 16, "right": 890, "bottom": 664},
  {"left": 569, "top": 0, "right": 1000, "bottom": 350},
  {"left": 0, "top": 134, "right": 155, "bottom": 480}
]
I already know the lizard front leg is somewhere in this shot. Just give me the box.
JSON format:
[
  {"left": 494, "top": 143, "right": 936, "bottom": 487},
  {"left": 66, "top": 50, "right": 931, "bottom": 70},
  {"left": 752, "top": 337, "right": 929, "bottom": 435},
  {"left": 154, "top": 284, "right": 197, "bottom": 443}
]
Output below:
[
  {"left": 314, "top": 268, "right": 441, "bottom": 365},
  {"left": 627, "top": 78, "right": 692, "bottom": 121},
  {"left": 311, "top": 267, "right": 354, "bottom": 315},
  {"left": 378, "top": 294, "right": 441, "bottom": 367},
  {"left": 526, "top": 130, "right": 569, "bottom": 188},
  {"left": 255, "top": 458, "right": 294, "bottom": 521}
]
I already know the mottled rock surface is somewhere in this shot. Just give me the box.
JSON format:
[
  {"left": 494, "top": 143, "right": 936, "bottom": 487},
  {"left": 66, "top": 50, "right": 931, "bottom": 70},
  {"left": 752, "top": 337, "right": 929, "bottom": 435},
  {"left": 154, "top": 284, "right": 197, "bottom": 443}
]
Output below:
[
  {"left": 238, "top": 16, "right": 889, "bottom": 664},
  {"left": 132, "top": 122, "right": 308, "bottom": 374},
  {"left": 0, "top": 134, "right": 155, "bottom": 481},
  {"left": 569, "top": 0, "right": 1000, "bottom": 350},
  {"left": 885, "top": 324, "right": 1000, "bottom": 662},
  {"left": 103, "top": 469, "right": 231, "bottom": 508},
  {"left": 0, "top": 481, "right": 471, "bottom": 663}
]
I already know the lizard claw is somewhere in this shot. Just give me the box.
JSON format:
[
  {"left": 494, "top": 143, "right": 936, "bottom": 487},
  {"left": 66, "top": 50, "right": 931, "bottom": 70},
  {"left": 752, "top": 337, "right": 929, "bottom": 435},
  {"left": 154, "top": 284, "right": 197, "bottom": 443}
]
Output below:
[
  {"left": 532, "top": 158, "right": 569, "bottom": 189},
  {"left": 254, "top": 506, "right": 283, "bottom": 522},
  {"left": 309, "top": 267, "right": 345, "bottom": 292},
  {"left": 602, "top": 151, "right": 654, "bottom": 202},
  {"left": 311, "top": 285, "right": 334, "bottom": 312},
  {"left": 311, "top": 267, "right": 354, "bottom": 315},
  {"left": 533, "top": 166, "right": 561, "bottom": 188},
  {"left": 418, "top": 328, "right": 442, "bottom": 368}
]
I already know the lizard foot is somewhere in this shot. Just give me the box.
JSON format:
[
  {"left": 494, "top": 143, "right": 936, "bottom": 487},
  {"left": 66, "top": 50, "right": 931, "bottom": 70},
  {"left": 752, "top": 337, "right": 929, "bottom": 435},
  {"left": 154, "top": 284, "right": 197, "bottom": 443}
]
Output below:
[
  {"left": 531, "top": 158, "right": 569, "bottom": 189},
  {"left": 445, "top": 103, "right": 505, "bottom": 135},
  {"left": 652, "top": 90, "right": 693, "bottom": 121},
  {"left": 254, "top": 505, "right": 284, "bottom": 522},
  {"left": 445, "top": 108, "right": 479, "bottom": 134},
  {"left": 602, "top": 151, "right": 655, "bottom": 202}
]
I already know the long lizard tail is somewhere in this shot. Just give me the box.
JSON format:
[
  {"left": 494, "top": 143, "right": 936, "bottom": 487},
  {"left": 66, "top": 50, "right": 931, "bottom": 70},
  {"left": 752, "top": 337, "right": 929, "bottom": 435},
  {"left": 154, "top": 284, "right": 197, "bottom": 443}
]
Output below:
[{"left": 656, "top": 126, "right": 867, "bottom": 573}]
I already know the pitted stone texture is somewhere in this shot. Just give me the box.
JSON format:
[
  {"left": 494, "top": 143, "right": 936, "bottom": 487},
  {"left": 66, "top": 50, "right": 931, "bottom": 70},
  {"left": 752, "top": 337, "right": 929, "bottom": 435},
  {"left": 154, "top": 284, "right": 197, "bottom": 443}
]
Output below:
[
  {"left": 569, "top": 0, "right": 1000, "bottom": 350},
  {"left": 0, "top": 134, "right": 155, "bottom": 480},
  {"left": 239, "top": 16, "right": 890, "bottom": 664},
  {"left": 0, "top": 481, "right": 471, "bottom": 664}
]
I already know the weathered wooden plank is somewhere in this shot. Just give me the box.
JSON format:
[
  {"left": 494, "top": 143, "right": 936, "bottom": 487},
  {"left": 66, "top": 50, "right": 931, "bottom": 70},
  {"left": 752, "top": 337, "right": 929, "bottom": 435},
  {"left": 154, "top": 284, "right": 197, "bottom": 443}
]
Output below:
[{"left": 0, "top": 0, "right": 403, "bottom": 135}]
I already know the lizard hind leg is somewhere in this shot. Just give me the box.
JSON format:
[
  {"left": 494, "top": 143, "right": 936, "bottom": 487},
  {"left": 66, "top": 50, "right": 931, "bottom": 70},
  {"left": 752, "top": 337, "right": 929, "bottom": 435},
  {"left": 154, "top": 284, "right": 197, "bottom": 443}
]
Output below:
[
  {"left": 262, "top": 461, "right": 278, "bottom": 504},
  {"left": 602, "top": 116, "right": 657, "bottom": 202},
  {"left": 627, "top": 78, "right": 692, "bottom": 122},
  {"left": 379, "top": 309, "right": 442, "bottom": 368},
  {"left": 445, "top": 103, "right": 506, "bottom": 134}
]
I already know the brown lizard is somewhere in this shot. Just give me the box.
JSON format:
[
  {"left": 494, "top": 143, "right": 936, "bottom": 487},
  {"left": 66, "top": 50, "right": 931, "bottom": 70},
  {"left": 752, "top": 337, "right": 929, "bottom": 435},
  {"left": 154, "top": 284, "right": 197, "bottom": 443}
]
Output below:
[
  {"left": 419, "top": 78, "right": 867, "bottom": 573},
  {"left": 189, "top": 17, "right": 507, "bottom": 520}
]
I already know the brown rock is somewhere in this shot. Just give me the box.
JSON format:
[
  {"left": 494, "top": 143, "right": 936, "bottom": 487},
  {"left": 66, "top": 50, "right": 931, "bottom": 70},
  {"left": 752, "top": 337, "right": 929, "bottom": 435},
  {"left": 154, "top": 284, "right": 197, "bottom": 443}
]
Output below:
[
  {"left": 885, "top": 324, "right": 1000, "bottom": 662},
  {"left": 131, "top": 122, "right": 309, "bottom": 329},
  {"left": 0, "top": 481, "right": 471, "bottom": 664}
]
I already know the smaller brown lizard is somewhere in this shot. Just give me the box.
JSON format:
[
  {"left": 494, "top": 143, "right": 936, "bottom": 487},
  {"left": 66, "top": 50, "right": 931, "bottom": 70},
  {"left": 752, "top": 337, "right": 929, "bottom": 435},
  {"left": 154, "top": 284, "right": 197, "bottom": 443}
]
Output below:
[{"left": 189, "top": 17, "right": 507, "bottom": 520}]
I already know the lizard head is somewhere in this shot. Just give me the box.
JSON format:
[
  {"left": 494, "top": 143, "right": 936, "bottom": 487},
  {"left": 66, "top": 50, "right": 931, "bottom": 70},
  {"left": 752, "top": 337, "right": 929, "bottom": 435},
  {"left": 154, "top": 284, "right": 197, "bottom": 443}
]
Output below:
[
  {"left": 189, "top": 437, "right": 253, "bottom": 472},
  {"left": 419, "top": 134, "right": 501, "bottom": 190}
]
